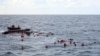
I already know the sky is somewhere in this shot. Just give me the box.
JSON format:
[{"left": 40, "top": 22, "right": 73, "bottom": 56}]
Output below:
[{"left": 0, "top": 0, "right": 100, "bottom": 15}]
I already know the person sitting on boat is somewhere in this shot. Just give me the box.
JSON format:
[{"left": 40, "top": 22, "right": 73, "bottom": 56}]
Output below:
[
  {"left": 7, "top": 25, "right": 21, "bottom": 30},
  {"left": 11, "top": 25, "right": 15, "bottom": 28},
  {"left": 7, "top": 25, "right": 15, "bottom": 30}
]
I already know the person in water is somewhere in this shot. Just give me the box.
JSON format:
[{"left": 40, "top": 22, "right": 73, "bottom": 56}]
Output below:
[
  {"left": 73, "top": 42, "right": 76, "bottom": 46},
  {"left": 21, "top": 38, "right": 24, "bottom": 41},
  {"left": 21, "top": 45, "right": 24, "bottom": 50},
  {"left": 64, "top": 43, "right": 67, "bottom": 47},
  {"left": 57, "top": 39, "right": 66, "bottom": 44},
  {"left": 69, "top": 38, "right": 73, "bottom": 45},
  {"left": 54, "top": 42, "right": 57, "bottom": 44},
  {"left": 45, "top": 45, "right": 48, "bottom": 48},
  {"left": 46, "top": 32, "right": 54, "bottom": 37},
  {"left": 81, "top": 43, "right": 85, "bottom": 46},
  {"left": 21, "top": 34, "right": 24, "bottom": 38},
  {"left": 93, "top": 42, "right": 96, "bottom": 44}
]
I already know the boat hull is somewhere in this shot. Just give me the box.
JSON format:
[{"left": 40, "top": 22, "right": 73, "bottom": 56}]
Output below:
[{"left": 2, "top": 29, "right": 32, "bottom": 36}]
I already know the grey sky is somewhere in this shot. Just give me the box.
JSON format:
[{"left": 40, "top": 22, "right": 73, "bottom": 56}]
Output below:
[{"left": 0, "top": 0, "right": 100, "bottom": 14}]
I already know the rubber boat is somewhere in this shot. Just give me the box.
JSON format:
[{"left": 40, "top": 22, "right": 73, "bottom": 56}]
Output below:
[{"left": 2, "top": 25, "right": 32, "bottom": 36}]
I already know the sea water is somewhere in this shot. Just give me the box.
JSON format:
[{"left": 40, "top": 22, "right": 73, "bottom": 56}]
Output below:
[{"left": 0, "top": 15, "right": 100, "bottom": 56}]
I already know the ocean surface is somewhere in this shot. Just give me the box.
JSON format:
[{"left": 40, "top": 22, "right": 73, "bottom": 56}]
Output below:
[{"left": 0, "top": 15, "right": 100, "bottom": 56}]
